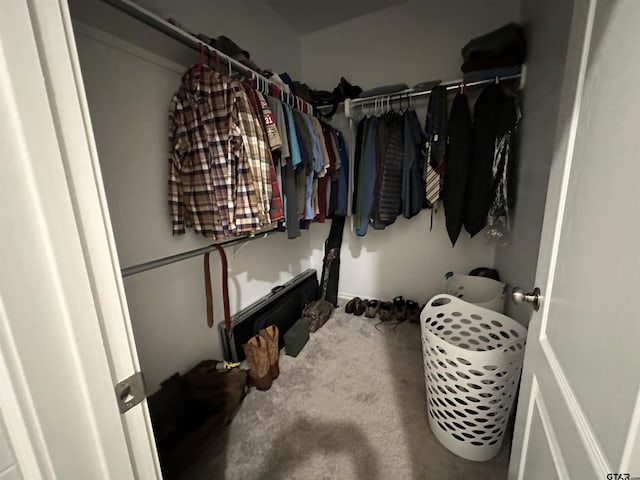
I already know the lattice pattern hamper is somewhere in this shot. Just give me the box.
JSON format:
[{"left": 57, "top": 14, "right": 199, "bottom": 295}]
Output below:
[
  {"left": 444, "top": 274, "right": 506, "bottom": 313},
  {"left": 421, "top": 294, "right": 527, "bottom": 461}
]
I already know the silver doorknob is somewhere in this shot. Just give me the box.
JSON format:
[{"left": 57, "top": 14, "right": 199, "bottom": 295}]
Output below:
[{"left": 511, "top": 287, "right": 541, "bottom": 311}]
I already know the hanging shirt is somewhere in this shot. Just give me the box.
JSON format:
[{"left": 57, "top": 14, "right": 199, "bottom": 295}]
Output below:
[
  {"left": 265, "top": 97, "right": 286, "bottom": 219},
  {"left": 302, "top": 114, "right": 324, "bottom": 176},
  {"left": 245, "top": 86, "right": 283, "bottom": 224},
  {"left": 312, "top": 117, "right": 331, "bottom": 177},
  {"left": 292, "top": 110, "right": 315, "bottom": 221},
  {"left": 237, "top": 84, "right": 272, "bottom": 226},
  {"left": 282, "top": 103, "right": 302, "bottom": 169},
  {"left": 357, "top": 117, "right": 379, "bottom": 236},
  {"left": 371, "top": 114, "right": 391, "bottom": 230},
  {"left": 266, "top": 97, "right": 290, "bottom": 164},
  {"left": 290, "top": 110, "right": 310, "bottom": 220},
  {"left": 257, "top": 91, "right": 282, "bottom": 151},
  {"left": 402, "top": 109, "right": 427, "bottom": 220},
  {"left": 335, "top": 130, "right": 350, "bottom": 217},
  {"left": 279, "top": 102, "right": 301, "bottom": 239},
  {"left": 317, "top": 123, "right": 338, "bottom": 223},
  {"left": 168, "top": 66, "right": 260, "bottom": 238},
  {"left": 292, "top": 110, "right": 313, "bottom": 172}
]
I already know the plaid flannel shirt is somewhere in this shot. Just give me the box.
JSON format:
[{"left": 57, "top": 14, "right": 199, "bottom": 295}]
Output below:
[{"left": 168, "top": 66, "right": 261, "bottom": 238}]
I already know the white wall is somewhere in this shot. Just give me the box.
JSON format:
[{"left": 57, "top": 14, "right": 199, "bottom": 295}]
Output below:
[
  {"left": 301, "top": 0, "right": 522, "bottom": 91},
  {"left": 301, "top": 0, "right": 522, "bottom": 304},
  {"left": 70, "top": 0, "right": 301, "bottom": 78},
  {"left": 134, "top": 0, "right": 302, "bottom": 78},
  {"left": 72, "top": 20, "right": 312, "bottom": 394},
  {"left": 0, "top": 416, "right": 20, "bottom": 480},
  {"left": 494, "top": 0, "right": 575, "bottom": 325}
]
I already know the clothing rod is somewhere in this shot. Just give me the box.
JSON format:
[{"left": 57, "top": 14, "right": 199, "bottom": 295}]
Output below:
[
  {"left": 121, "top": 230, "right": 279, "bottom": 277},
  {"left": 347, "top": 73, "right": 522, "bottom": 109},
  {"left": 101, "top": 0, "right": 313, "bottom": 114}
]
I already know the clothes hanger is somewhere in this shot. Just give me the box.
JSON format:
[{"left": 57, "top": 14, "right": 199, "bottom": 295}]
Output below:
[
  {"left": 186, "top": 43, "right": 206, "bottom": 80},
  {"left": 214, "top": 49, "right": 220, "bottom": 72}
]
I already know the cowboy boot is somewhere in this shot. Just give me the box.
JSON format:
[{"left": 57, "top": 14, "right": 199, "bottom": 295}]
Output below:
[
  {"left": 242, "top": 335, "right": 272, "bottom": 391},
  {"left": 259, "top": 325, "right": 280, "bottom": 380}
]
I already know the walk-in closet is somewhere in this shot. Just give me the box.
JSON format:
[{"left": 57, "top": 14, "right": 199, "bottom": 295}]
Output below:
[
  {"left": 4, "top": 0, "right": 639, "bottom": 479},
  {"left": 67, "top": 0, "right": 536, "bottom": 475}
]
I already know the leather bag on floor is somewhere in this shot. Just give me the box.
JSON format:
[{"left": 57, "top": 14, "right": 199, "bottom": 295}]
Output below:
[
  {"left": 303, "top": 299, "right": 334, "bottom": 333},
  {"left": 148, "top": 361, "right": 248, "bottom": 477}
]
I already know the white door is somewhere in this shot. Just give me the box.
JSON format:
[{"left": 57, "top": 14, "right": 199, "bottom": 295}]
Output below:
[
  {"left": 509, "top": 0, "right": 640, "bottom": 478},
  {"left": 0, "top": 0, "right": 160, "bottom": 478}
]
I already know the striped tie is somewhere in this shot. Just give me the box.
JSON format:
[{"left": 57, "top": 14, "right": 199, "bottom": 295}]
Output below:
[{"left": 425, "top": 161, "right": 440, "bottom": 208}]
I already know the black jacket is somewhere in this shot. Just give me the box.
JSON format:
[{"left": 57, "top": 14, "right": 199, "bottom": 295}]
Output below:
[{"left": 464, "top": 84, "right": 509, "bottom": 237}]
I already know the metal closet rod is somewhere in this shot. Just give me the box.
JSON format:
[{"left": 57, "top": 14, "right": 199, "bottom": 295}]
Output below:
[
  {"left": 121, "top": 229, "right": 279, "bottom": 278},
  {"left": 101, "top": 0, "right": 313, "bottom": 113},
  {"left": 347, "top": 73, "right": 523, "bottom": 110}
]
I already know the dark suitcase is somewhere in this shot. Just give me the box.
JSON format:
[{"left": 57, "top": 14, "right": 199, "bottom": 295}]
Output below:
[{"left": 219, "top": 269, "right": 319, "bottom": 362}]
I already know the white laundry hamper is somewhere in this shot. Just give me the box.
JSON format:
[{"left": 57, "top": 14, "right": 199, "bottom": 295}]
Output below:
[
  {"left": 420, "top": 294, "right": 527, "bottom": 461},
  {"left": 444, "top": 274, "right": 506, "bottom": 313}
]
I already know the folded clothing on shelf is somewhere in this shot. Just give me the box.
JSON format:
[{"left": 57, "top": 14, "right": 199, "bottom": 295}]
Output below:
[
  {"left": 412, "top": 79, "right": 441, "bottom": 92},
  {"left": 461, "top": 22, "right": 526, "bottom": 73},
  {"left": 359, "top": 83, "right": 409, "bottom": 98},
  {"left": 463, "top": 65, "right": 522, "bottom": 83}
]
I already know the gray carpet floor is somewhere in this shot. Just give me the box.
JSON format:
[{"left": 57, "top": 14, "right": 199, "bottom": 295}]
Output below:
[{"left": 184, "top": 302, "right": 510, "bottom": 480}]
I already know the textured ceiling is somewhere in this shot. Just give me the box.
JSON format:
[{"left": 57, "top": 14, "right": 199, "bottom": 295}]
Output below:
[{"left": 265, "top": 0, "right": 407, "bottom": 34}]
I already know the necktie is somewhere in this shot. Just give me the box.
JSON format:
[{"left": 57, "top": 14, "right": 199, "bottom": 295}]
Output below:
[{"left": 425, "top": 161, "right": 440, "bottom": 209}]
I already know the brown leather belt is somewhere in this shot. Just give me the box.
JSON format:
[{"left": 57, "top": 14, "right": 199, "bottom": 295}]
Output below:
[{"left": 204, "top": 244, "right": 230, "bottom": 331}]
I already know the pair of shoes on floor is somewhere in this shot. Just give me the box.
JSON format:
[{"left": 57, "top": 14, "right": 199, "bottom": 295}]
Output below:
[
  {"left": 345, "top": 297, "right": 366, "bottom": 316},
  {"left": 377, "top": 296, "right": 407, "bottom": 323},
  {"left": 378, "top": 296, "right": 422, "bottom": 323},
  {"left": 242, "top": 325, "right": 279, "bottom": 391},
  {"left": 392, "top": 296, "right": 423, "bottom": 323},
  {"left": 345, "top": 297, "right": 381, "bottom": 318}
]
